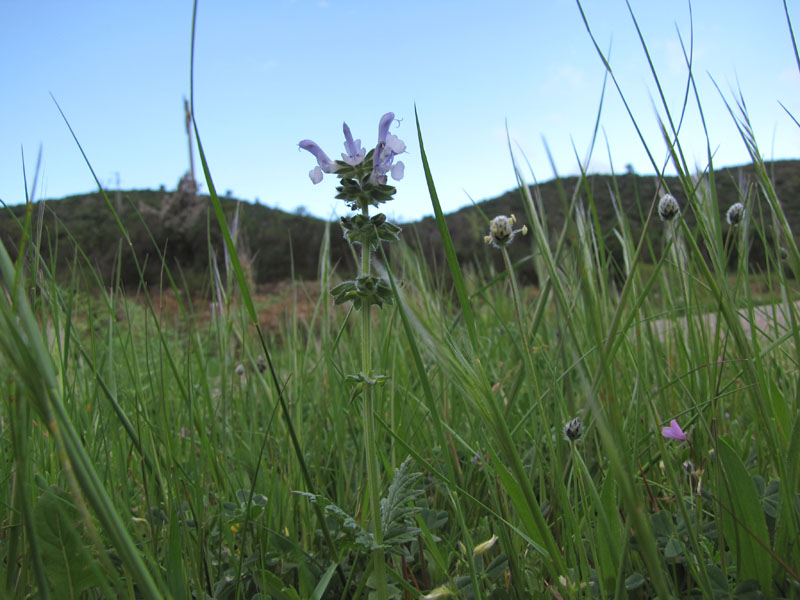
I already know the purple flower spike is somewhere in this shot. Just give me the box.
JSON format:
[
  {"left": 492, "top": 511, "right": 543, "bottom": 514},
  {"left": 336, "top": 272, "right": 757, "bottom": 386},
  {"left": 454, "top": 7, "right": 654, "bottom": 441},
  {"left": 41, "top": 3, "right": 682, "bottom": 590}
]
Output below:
[{"left": 661, "top": 419, "right": 687, "bottom": 441}]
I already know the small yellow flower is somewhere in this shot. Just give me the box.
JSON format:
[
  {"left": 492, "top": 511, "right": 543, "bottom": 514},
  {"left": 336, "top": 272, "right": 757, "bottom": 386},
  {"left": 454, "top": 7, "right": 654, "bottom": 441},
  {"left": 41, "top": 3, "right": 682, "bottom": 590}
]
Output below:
[{"left": 230, "top": 523, "right": 240, "bottom": 533}]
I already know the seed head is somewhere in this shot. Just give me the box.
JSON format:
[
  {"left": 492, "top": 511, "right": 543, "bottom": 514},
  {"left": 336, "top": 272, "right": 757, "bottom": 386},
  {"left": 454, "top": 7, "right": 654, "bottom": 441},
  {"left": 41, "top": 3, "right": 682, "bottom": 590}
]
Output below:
[
  {"left": 726, "top": 202, "right": 745, "bottom": 226},
  {"left": 484, "top": 214, "right": 527, "bottom": 248},
  {"left": 563, "top": 417, "right": 584, "bottom": 441},
  {"left": 658, "top": 194, "right": 680, "bottom": 222}
]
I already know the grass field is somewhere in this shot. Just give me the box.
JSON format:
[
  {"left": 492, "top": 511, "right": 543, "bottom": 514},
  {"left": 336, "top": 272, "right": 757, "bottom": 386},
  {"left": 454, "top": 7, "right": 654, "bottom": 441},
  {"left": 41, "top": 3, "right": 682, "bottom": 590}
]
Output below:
[{"left": 3, "top": 3, "right": 800, "bottom": 599}]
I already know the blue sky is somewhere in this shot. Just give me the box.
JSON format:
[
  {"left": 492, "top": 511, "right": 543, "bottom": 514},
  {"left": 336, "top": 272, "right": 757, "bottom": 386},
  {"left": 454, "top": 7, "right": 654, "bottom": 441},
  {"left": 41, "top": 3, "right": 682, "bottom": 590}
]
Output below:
[{"left": 2, "top": 1, "right": 798, "bottom": 222}]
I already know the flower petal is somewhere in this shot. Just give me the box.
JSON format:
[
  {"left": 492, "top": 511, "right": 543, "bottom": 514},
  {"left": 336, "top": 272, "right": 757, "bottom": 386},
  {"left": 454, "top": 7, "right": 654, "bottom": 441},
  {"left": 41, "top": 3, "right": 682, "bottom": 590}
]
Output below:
[
  {"left": 341, "top": 123, "right": 365, "bottom": 165},
  {"left": 299, "top": 139, "right": 334, "bottom": 170},
  {"left": 661, "top": 419, "right": 686, "bottom": 441},
  {"left": 309, "top": 166, "right": 323, "bottom": 184},
  {"left": 390, "top": 161, "right": 404, "bottom": 181},
  {"left": 377, "top": 112, "right": 395, "bottom": 144},
  {"left": 385, "top": 132, "right": 406, "bottom": 155}
]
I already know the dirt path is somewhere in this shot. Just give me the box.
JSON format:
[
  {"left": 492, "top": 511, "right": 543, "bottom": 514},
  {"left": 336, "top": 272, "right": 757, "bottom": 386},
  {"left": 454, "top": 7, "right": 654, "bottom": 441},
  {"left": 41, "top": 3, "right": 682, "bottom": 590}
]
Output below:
[{"left": 648, "top": 300, "right": 800, "bottom": 341}]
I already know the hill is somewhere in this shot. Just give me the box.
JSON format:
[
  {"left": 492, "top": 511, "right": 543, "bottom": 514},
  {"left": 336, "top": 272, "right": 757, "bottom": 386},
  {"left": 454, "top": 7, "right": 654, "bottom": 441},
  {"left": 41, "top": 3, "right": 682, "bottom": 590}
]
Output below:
[{"left": 1, "top": 160, "right": 798, "bottom": 292}]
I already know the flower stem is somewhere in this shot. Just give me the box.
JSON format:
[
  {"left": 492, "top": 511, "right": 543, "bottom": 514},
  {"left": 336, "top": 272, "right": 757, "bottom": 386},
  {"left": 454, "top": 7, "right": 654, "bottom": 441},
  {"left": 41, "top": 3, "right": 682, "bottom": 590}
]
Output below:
[{"left": 360, "top": 203, "right": 388, "bottom": 600}]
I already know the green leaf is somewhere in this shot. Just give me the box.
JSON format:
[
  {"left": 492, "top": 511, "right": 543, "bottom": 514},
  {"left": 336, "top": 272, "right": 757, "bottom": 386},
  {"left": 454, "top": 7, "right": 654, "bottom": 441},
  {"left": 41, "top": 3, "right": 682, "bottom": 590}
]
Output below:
[
  {"left": 774, "top": 414, "right": 800, "bottom": 564},
  {"left": 310, "top": 562, "right": 339, "bottom": 600},
  {"left": 706, "top": 564, "right": 730, "bottom": 596},
  {"left": 625, "top": 572, "right": 646, "bottom": 591},
  {"left": 380, "top": 457, "right": 424, "bottom": 551},
  {"left": 330, "top": 275, "right": 394, "bottom": 310},
  {"left": 664, "top": 537, "right": 683, "bottom": 560},
  {"left": 717, "top": 437, "right": 772, "bottom": 593},
  {"left": 257, "top": 570, "right": 302, "bottom": 600},
  {"left": 733, "top": 579, "right": 765, "bottom": 599},
  {"left": 340, "top": 214, "right": 402, "bottom": 250},
  {"left": 33, "top": 487, "right": 104, "bottom": 598},
  {"left": 295, "top": 493, "right": 374, "bottom": 552}
]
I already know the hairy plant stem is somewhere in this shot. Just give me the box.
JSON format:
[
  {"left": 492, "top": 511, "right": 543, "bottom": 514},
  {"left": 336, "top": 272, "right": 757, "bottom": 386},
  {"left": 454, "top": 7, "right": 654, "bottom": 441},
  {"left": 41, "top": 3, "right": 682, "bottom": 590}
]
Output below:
[{"left": 360, "top": 203, "right": 388, "bottom": 600}]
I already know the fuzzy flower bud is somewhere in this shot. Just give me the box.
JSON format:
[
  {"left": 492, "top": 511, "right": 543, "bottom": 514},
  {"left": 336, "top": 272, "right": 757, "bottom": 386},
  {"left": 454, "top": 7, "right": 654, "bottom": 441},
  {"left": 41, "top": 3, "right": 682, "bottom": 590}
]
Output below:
[
  {"left": 484, "top": 214, "right": 527, "bottom": 248},
  {"left": 563, "top": 417, "right": 584, "bottom": 441},
  {"left": 726, "top": 202, "right": 745, "bottom": 226},
  {"left": 658, "top": 194, "right": 681, "bottom": 221}
]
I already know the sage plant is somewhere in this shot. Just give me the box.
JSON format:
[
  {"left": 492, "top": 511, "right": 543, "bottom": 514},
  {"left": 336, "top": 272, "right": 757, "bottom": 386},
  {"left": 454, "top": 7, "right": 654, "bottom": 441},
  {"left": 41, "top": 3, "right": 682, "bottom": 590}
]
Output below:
[{"left": 299, "top": 113, "right": 404, "bottom": 599}]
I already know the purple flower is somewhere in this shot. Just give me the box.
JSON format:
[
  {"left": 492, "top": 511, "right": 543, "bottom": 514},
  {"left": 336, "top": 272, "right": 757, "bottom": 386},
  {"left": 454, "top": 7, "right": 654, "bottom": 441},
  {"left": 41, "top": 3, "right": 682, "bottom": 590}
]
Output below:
[
  {"left": 661, "top": 419, "right": 687, "bottom": 441},
  {"left": 371, "top": 112, "right": 405, "bottom": 184},
  {"left": 299, "top": 113, "right": 405, "bottom": 186},
  {"left": 341, "top": 123, "right": 366, "bottom": 166},
  {"left": 298, "top": 139, "right": 339, "bottom": 184}
]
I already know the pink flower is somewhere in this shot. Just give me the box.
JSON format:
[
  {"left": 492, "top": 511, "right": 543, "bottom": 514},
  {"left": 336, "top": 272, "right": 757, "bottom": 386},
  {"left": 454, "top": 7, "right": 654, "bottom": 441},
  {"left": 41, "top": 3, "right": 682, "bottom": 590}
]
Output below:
[{"left": 661, "top": 419, "right": 686, "bottom": 441}]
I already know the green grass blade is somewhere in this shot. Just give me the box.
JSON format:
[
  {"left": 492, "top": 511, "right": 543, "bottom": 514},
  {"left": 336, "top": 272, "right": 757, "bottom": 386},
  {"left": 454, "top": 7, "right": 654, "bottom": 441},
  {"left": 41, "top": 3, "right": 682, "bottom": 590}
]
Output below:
[{"left": 414, "top": 106, "right": 478, "bottom": 352}]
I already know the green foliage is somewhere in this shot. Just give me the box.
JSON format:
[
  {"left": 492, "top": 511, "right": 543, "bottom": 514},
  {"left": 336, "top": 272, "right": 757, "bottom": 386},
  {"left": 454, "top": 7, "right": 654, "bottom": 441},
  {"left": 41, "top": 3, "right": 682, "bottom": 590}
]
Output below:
[
  {"left": 330, "top": 275, "right": 394, "bottom": 309},
  {"left": 340, "top": 213, "right": 402, "bottom": 251},
  {"left": 33, "top": 486, "right": 105, "bottom": 598},
  {"left": 380, "top": 457, "right": 424, "bottom": 552},
  {"left": 716, "top": 437, "right": 773, "bottom": 593},
  {"left": 2, "top": 160, "right": 799, "bottom": 293},
  {"left": 298, "top": 457, "right": 423, "bottom": 557}
]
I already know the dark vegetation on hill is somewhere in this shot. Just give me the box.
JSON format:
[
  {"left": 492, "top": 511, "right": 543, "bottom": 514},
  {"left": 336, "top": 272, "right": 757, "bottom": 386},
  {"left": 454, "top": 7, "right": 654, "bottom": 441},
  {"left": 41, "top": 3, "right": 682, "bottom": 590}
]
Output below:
[{"left": 1, "top": 160, "right": 798, "bottom": 293}]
